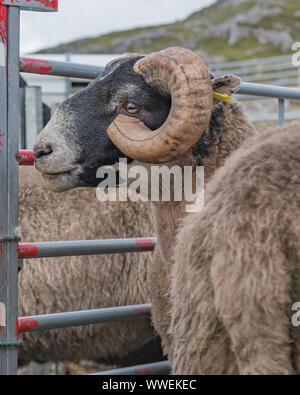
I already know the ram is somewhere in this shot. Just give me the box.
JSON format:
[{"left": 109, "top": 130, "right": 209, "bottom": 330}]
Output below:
[{"left": 33, "top": 47, "right": 259, "bottom": 372}]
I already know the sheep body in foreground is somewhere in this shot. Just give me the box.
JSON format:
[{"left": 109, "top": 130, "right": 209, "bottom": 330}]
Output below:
[
  {"left": 149, "top": 98, "right": 257, "bottom": 356},
  {"left": 171, "top": 122, "right": 300, "bottom": 374},
  {"left": 18, "top": 167, "right": 162, "bottom": 365}
]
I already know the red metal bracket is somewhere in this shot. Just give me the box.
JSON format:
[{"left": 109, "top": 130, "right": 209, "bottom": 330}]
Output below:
[
  {"left": 17, "top": 150, "right": 34, "bottom": 165},
  {"left": 0, "top": 0, "right": 58, "bottom": 12},
  {"left": 17, "top": 243, "right": 38, "bottom": 258},
  {"left": 17, "top": 317, "right": 39, "bottom": 332},
  {"left": 135, "top": 238, "right": 155, "bottom": 252}
]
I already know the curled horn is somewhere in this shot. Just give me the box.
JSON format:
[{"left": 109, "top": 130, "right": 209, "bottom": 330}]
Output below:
[{"left": 107, "top": 47, "right": 213, "bottom": 163}]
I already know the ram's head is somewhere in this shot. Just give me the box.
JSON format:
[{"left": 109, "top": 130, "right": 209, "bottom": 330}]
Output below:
[{"left": 34, "top": 47, "right": 240, "bottom": 191}]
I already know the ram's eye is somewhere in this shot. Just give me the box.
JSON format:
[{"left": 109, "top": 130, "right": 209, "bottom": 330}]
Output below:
[{"left": 125, "top": 102, "right": 140, "bottom": 114}]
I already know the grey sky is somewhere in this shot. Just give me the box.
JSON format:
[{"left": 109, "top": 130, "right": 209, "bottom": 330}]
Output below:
[{"left": 20, "top": 0, "right": 216, "bottom": 54}]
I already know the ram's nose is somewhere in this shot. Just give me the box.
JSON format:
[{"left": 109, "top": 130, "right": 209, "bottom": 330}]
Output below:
[{"left": 33, "top": 143, "right": 53, "bottom": 160}]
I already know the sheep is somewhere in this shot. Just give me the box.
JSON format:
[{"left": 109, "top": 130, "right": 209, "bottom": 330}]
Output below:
[
  {"left": 170, "top": 121, "right": 300, "bottom": 374},
  {"left": 32, "top": 47, "right": 257, "bottom": 368},
  {"left": 18, "top": 166, "right": 163, "bottom": 366}
]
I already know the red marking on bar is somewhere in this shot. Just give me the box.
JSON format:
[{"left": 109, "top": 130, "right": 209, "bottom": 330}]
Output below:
[
  {"left": 0, "top": 129, "right": 5, "bottom": 152},
  {"left": 135, "top": 238, "right": 154, "bottom": 245},
  {"left": 0, "top": 3, "right": 7, "bottom": 73},
  {"left": 17, "top": 243, "right": 38, "bottom": 258},
  {"left": 39, "top": 0, "right": 58, "bottom": 10},
  {"left": 17, "top": 150, "right": 34, "bottom": 165},
  {"left": 0, "top": 244, "right": 3, "bottom": 255},
  {"left": 134, "top": 306, "right": 152, "bottom": 314},
  {"left": 261, "top": 85, "right": 267, "bottom": 88},
  {"left": 18, "top": 317, "right": 39, "bottom": 332},
  {"left": 0, "top": 130, "right": 5, "bottom": 152},
  {"left": 135, "top": 238, "right": 155, "bottom": 252},
  {"left": 20, "top": 57, "right": 53, "bottom": 75},
  {"left": 133, "top": 367, "right": 151, "bottom": 375}
]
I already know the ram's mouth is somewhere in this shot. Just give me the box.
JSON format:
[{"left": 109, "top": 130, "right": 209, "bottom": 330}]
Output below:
[
  {"left": 42, "top": 168, "right": 77, "bottom": 177},
  {"left": 40, "top": 167, "right": 82, "bottom": 192}
]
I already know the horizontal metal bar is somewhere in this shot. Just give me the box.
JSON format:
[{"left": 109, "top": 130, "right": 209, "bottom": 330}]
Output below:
[
  {"left": 90, "top": 360, "right": 171, "bottom": 375},
  {"left": 238, "top": 82, "right": 300, "bottom": 100},
  {"left": 243, "top": 69, "right": 299, "bottom": 82},
  {"left": 2, "top": 0, "right": 58, "bottom": 12},
  {"left": 17, "top": 238, "right": 157, "bottom": 258},
  {"left": 17, "top": 150, "right": 35, "bottom": 165},
  {"left": 208, "top": 54, "right": 291, "bottom": 70},
  {"left": 215, "top": 62, "right": 295, "bottom": 78},
  {"left": 18, "top": 304, "right": 152, "bottom": 333},
  {"left": 19, "top": 57, "right": 104, "bottom": 79},
  {"left": 262, "top": 77, "right": 299, "bottom": 87},
  {"left": 248, "top": 110, "right": 300, "bottom": 123}
]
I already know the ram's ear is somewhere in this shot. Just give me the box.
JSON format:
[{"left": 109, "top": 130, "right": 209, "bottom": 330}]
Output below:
[{"left": 211, "top": 74, "right": 241, "bottom": 95}]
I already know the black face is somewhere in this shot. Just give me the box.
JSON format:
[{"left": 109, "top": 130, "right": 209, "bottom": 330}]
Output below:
[
  {"left": 43, "top": 56, "right": 171, "bottom": 188},
  {"left": 34, "top": 55, "right": 223, "bottom": 193}
]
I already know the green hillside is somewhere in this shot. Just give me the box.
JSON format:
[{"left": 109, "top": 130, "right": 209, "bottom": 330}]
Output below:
[{"left": 39, "top": 0, "right": 299, "bottom": 61}]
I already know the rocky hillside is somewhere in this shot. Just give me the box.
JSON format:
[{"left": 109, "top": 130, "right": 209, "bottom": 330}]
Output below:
[{"left": 40, "top": 0, "right": 299, "bottom": 61}]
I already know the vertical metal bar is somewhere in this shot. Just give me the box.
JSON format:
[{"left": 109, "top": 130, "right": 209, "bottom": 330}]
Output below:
[
  {"left": 0, "top": 2, "right": 10, "bottom": 375},
  {"left": 278, "top": 98, "right": 285, "bottom": 126},
  {"left": 19, "top": 86, "right": 26, "bottom": 148},
  {"left": 24, "top": 86, "right": 43, "bottom": 149},
  {"left": 0, "top": 5, "right": 20, "bottom": 375},
  {"left": 65, "top": 52, "right": 72, "bottom": 98}
]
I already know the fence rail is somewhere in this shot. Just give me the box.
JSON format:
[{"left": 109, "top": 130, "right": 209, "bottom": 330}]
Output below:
[
  {"left": 18, "top": 304, "right": 152, "bottom": 333},
  {"left": 209, "top": 54, "right": 299, "bottom": 88},
  {"left": 20, "top": 57, "right": 104, "bottom": 80},
  {"left": 17, "top": 238, "right": 156, "bottom": 259}
]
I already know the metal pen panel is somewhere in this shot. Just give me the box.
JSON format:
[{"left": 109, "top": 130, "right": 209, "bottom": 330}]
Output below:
[
  {"left": 0, "top": 5, "right": 20, "bottom": 376},
  {"left": 0, "top": 0, "right": 58, "bottom": 376}
]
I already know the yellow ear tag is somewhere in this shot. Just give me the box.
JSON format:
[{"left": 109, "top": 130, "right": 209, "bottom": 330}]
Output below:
[{"left": 213, "top": 91, "right": 232, "bottom": 103}]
